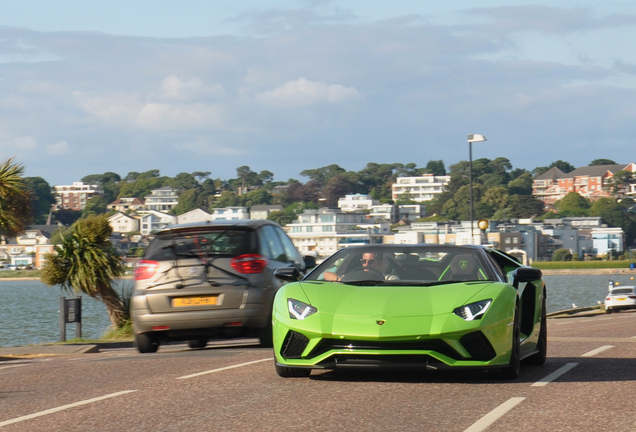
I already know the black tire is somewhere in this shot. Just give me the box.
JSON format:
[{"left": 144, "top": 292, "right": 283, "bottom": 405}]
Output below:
[
  {"left": 188, "top": 339, "right": 208, "bottom": 349},
  {"left": 275, "top": 363, "right": 311, "bottom": 378},
  {"left": 135, "top": 333, "right": 159, "bottom": 354},
  {"left": 500, "top": 305, "right": 521, "bottom": 379},
  {"left": 606, "top": 307, "right": 612, "bottom": 314},
  {"left": 257, "top": 314, "right": 274, "bottom": 348},
  {"left": 525, "top": 295, "right": 547, "bottom": 366}
]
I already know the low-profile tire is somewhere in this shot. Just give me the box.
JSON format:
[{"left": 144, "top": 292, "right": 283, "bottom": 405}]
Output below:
[
  {"left": 257, "top": 314, "right": 274, "bottom": 348},
  {"left": 500, "top": 305, "right": 521, "bottom": 379},
  {"left": 606, "top": 307, "right": 612, "bottom": 314},
  {"left": 188, "top": 339, "right": 208, "bottom": 349},
  {"left": 524, "top": 295, "right": 547, "bottom": 366},
  {"left": 135, "top": 333, "right": 159, "bottom": 354},
  {"left": 275, "top": 363, "right": 311, "bottom": 378}
]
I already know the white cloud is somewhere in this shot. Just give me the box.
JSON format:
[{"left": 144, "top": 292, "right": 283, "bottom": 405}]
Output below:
[
  {"left": 159, "top": 75, "right": 225, "bottom": 101},
  {"left": 255, "top": 78, "right": 361, "bottom": 107},
  {"left": 45, "top": 141, "right": 71, "bottom": 154},
  {"left": 174, "top": 137, "right": 244, "bottom": 156},
  {"left": 14, "top": 135, "right": 38, "bottom": 150},
  {"left": 135, "top": 102, "right": 224, "bottom": 130}
]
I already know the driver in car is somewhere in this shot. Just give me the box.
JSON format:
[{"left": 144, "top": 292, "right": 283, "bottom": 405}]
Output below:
[
  {"left": 322, "top": 252, "right": 399, "bottom": 281},
  {"left": 360, "top": 252, "right": 399, "bottom": 281}
]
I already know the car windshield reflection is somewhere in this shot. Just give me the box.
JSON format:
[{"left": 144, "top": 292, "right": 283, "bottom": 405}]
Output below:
[{"left": 306, "top": 245, "right": 497, "bottom": 285}]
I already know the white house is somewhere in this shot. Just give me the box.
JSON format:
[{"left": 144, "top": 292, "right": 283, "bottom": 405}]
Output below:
[
  {"left": 337, "top": 194, "right": 379, "bottom": 212},
  {"left": 210, "top": 207, "right": 250, "bottom": 221},
  {"left": 392, "top": 174, "right": 450, "bottom": 202},
  {"left": 177, "top": 208, "right": 213, "bottom": 224},
  {"left": 286, "top": 208, "right": 390, "bottom": 257},
  {"left": 144, "top": 186, "right": 180, "bottom": 213},
  {"left": 250, "top": 205, "right": 283, "bottom": 220},
  {"left": 137, "top": 210, "right": 177, "bottom": 235},
  {"left": 108, "top": 212, "right": 141, "bottom": 234}
]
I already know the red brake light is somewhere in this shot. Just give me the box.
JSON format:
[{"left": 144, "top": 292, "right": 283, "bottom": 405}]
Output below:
[
  {"left": 135, "top": 260, "right": 159, "bottom": 280},
  {"left": 629, "top": 296, "right": 636, "bottom": 299},
  {"left": 231, "top": 254, "right": 267, "bottom": 274}
]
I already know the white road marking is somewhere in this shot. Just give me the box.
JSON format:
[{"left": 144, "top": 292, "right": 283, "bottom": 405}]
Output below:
[
  {"left": 463, "top": 397, "right": 525, "bottom": 432},
  {"left": 0, "top": 364, "right": 29, "bottom": 371},
  {"left": 581, "top": 345, "right": 615, "bottom": 357},
  {"left": 0, "top": 390, "right": 137, "bottom": 428},
  {"left": 531, "top": 362, "right": 578, "bottom": 387},
  {"left": 631, "top": 336, "right": 636, "bottom": 339},
  {"left": 177, "top": 358, "right": 273, "bottom": 379}
]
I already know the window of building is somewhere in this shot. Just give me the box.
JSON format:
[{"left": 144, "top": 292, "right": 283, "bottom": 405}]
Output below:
[{"left": 322, "top": 226, "right": 333, "bottom": 232}]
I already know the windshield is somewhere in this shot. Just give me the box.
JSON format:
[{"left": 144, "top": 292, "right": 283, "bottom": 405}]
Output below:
[
  {"left": 610, "top": 288, "right": 634, "bottom": 295},
  {"left": 144, "top": 229, "right": 252, "bottom": 261},
  {"left": 305, "top": 245, "right": 497, "bottom": 285}
]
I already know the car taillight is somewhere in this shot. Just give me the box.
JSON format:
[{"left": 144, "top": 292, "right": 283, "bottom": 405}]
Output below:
[
  {"left": 629, "top": 296, "right": 636, "bottom": 299},
  {"left": 231, "top": 254, "right": 267, "bottom": 274},
  {"left": 135, "top": 260, "right": 159, "bottom": 280},
  {"left": 606, "top": 297, "right": 613, "bottom": 301}
]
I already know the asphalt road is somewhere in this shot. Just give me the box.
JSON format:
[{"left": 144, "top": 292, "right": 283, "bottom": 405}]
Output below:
[{"left": 1, "top": 312, "right": 635, "bottom": 432}]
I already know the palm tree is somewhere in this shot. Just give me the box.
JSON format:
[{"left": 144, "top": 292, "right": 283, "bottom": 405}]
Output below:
[
  {"left": 41, "top": 215, "right": 127, "bottom": 328},
  {"left": 0, "top": 157, "right": 31, "bottom": 238}
]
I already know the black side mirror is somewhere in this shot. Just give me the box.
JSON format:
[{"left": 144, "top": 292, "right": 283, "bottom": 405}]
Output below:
[
  {"left": 515, "top": 267, "right": 543, "bottom": 283},
  {"left": 304, "top": 255, "right": 316, "bottom": 269},
  {"left": 275, "top": 267, "right": 301, "bottom": 282}
]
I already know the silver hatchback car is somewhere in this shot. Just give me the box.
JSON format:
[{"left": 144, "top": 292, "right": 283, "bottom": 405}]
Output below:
[{"left": 130, "top": 220, "right": 315, "bottom": 353}]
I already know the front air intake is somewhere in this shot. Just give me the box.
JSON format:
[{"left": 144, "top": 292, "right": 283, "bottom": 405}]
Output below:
[
  {"left": 460, "top": 331, "right": 497, "bottom": 361},
  {"left": 281, "top": 331, "right": 310, "bottom": 359}
]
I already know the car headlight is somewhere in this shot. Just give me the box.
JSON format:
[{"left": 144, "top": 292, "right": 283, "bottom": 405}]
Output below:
[
  {"left": 453, "top": 299, "right": 492, "bottom": 321},
  {"left": 288, "top": 298, "right": 317, "bottom": 320}
]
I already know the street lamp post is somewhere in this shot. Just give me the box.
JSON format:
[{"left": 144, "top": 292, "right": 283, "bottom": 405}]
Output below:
[{"left": 467, "top": 134, "right": 487, "bottom": 244}]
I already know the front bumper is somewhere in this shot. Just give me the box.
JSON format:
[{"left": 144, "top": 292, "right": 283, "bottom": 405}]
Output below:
[{"left": 273, "top": 312, "right": 514, "bottom": 370}]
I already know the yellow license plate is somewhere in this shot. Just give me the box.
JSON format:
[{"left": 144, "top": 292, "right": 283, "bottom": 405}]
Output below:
[
  {"left": 172, "top": 296, "right": 218, "bottom": 307},
  {"left": 617, "top": 298, "right": 627, "bottom": 301}
]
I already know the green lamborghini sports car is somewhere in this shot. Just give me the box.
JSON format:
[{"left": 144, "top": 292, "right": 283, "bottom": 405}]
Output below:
[{"left": 272, "top": 244, "right": 546, "bottom": 379}]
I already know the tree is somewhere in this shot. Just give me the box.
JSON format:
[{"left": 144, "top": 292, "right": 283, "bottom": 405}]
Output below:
[
  {"left": 589, "top": 159, "right": 617, "bottom": 166},
  {"left": 552, "top": 248, "right": 573, "bottom": 261},
  {"left": 549, "top": 160, "right": 575, "bottom": 173},
  {"left": 40, "top": 215, "right": 127, "bottom": 328},
  {"left": 425, "top": 160, "right": 446, "bottom": 176},
  {"left": 555, "top": 192, "right": 590, "bottom": 216},
  {"left": 610, "top": 170, "right": 634, "bottom": 196},
  {"left": 82, "top": 195, "right": 109, "bottom": 217},
  {"left": 23, "top": 176, "right": 56, "bottom": 224},
  {"left": 0, "top": 158, "right": 31, "bottom": 238},
  {"left": 173, "top": 188, "right": 199, "bottom": 215},
  {"left": 169, "top": 172, "right": 198, "bottom": 191},
  {"left": 300, "top": 164, "right": 346, "bottom": 187},
  {"left": 41, "top": 215, "right": 127, "bottom": 328}
]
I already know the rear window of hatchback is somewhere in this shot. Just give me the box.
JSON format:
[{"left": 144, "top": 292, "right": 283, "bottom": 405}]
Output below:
[{"left": 143, "top": 229, "right": 254, "bottom": 261}]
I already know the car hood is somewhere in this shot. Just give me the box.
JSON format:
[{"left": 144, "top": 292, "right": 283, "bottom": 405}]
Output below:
[{"left": 297, "top": 281, "right": 493, "bottom": 318}]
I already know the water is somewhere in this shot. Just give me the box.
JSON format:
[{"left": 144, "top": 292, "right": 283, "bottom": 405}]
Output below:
[
  {"left": 0, "top": 275, "right": 630, "bottom": 348},
  {"left": 544, "top": 274, "right": 632, "bottom": 313},
  {"left": 0, "top": 280, "right": 122, "bottom": 348}
]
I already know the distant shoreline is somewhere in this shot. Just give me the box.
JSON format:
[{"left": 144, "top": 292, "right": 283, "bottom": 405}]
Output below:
[{"left": 0, "top": 270, "right": 634, "bottom": 281}]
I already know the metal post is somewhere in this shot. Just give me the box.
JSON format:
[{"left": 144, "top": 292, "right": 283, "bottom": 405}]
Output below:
[
  {"left": 469, "top": 141, "right": 474, "bottom": 244},
  {"left": 59, "top": 296, "right": 66, "bottom": 342},
  {"left": 75, "top": 296, "right": 82, "bottom": 339}
]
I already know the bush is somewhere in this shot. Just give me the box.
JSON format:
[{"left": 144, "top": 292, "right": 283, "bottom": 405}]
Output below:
[{"left": 552, "top": 248, "right": 573, "bottom": 261}]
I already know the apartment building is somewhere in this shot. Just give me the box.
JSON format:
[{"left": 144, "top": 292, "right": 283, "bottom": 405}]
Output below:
[
  {"left": 392, "top": 174, "right": 450, "bottom": 202},
  {"left": 532, "top": 163, "right": 636, "bottom": 205},
  {"left": 54, "top": 182, "right": 103, "bottom": 211},
  {"left": 143, "top": 186, "right": 180, "bottom": 212},
  {"left": 286, "top": 207, "right": 390, "bottom": 257}
]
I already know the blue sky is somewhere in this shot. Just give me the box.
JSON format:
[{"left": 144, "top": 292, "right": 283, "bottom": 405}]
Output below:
[{"left": 2, "top": 0, "right": 636, "bottom": 185}]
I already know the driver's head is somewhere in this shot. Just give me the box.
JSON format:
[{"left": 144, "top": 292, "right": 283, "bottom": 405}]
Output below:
[{"left": 361, "top": 252, "right": 383, "bottom": 271}]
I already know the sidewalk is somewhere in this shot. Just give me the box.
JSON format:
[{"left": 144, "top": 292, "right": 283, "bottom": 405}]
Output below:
[{"left": 0, "top": 341, "right": 134, "bottom": 361}]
